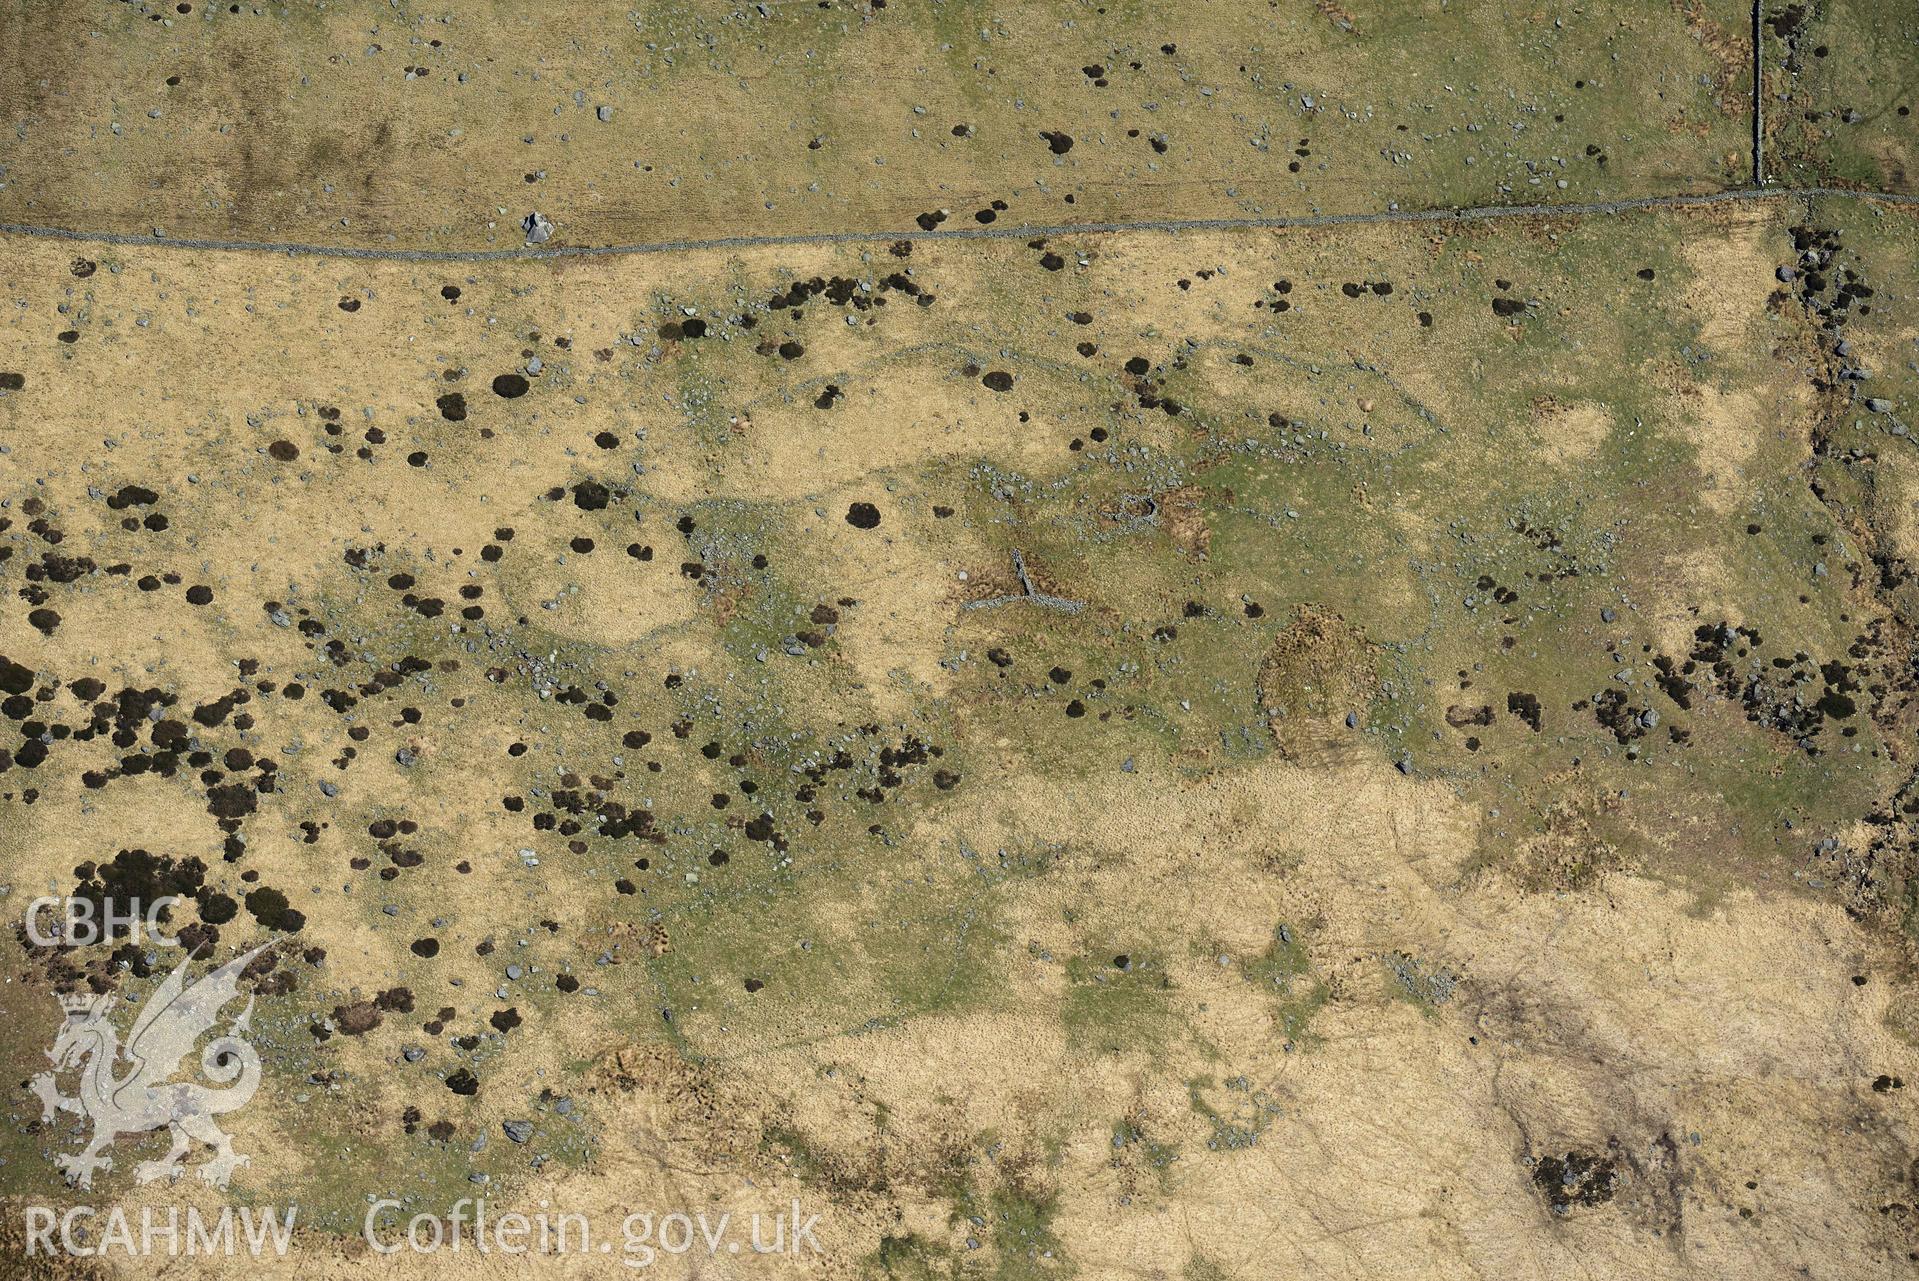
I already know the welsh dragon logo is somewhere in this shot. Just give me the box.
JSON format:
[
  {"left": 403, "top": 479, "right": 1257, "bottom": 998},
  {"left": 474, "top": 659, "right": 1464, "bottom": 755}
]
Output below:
[{"left": 29, "top": 943, "right": 271, "bottom": 1190}]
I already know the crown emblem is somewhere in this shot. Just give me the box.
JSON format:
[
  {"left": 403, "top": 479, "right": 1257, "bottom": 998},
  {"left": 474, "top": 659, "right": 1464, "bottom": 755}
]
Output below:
[{"left": 57, "top": 992, "right": 109, "bottom": 1017}]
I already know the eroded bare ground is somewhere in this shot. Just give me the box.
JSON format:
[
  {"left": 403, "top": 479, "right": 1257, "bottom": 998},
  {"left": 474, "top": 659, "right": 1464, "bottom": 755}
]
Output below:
[{"left": 4, "top": 4, "right": 1919, "bottom": 1281}]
